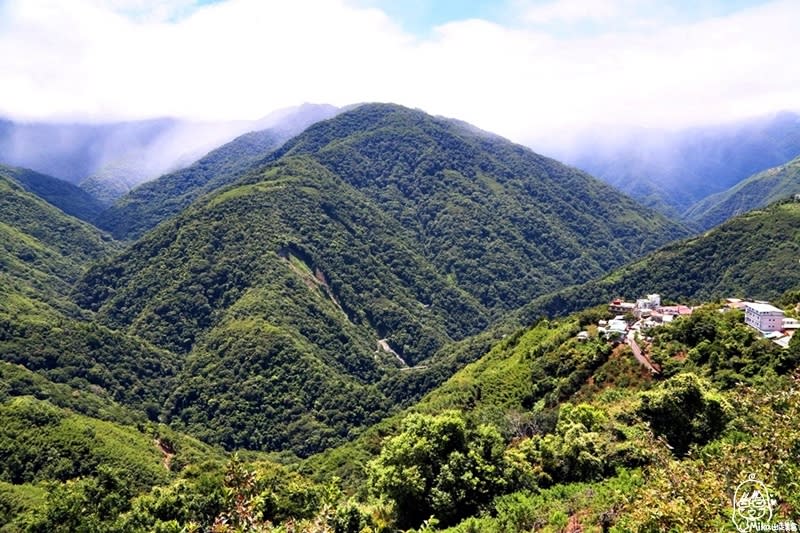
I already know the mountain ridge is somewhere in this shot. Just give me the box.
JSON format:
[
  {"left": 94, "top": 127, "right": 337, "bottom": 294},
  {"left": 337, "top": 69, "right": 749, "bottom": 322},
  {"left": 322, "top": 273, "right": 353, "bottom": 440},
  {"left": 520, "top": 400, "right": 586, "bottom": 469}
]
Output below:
[
  {"left": 685, "top": 155, "right": 800, "bottom": 229},
  {"left": 96, "top": 104, "right": 341, "bottom": 239},
  {"left": 0, "top": 163, "right": 106, "bottom": 225}
]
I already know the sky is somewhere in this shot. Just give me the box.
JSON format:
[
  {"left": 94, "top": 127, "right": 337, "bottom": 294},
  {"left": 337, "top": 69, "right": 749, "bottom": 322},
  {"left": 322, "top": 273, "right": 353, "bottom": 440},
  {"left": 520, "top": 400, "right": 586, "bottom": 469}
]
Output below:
[{"left": 1, "top": 0, "right": 798, "bottom": 144}]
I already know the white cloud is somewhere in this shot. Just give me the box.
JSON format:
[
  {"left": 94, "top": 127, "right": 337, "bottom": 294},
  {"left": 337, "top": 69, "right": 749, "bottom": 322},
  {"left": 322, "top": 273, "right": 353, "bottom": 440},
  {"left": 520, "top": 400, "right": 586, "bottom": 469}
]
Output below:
[
  {"left": 0, "top": 0, "right": 798, "bottom": 144},
  {"left": 521, "top": 0, "right": 627, "bottom": 24}
]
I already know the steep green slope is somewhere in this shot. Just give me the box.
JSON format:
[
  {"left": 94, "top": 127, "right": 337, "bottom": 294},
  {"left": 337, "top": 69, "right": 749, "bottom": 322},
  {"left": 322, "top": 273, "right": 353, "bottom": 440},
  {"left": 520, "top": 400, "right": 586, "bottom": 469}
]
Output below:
[
  {"left": 0, "top": 361, "right": 144, "bottom": 426},
  {"left": 300, "top": 315, "right": 599, "bottom": 486},
  {"left": 0, "top": 317, "right": 181, "bottom": 418},
  {"left": 0, "top": 174, "right": 113, "bottom": 315},
  {"left": 0, "top": 396, "right": 169, "bottom": 488},
  {"left": 80, "top": 156, "right": 486, "bottom": 360},
  {"left": 0, "top": 394, "right": 224, "bottom": 531},
  {"left": 519, "top": 200, "right": 800, "bottom": 322},
  {"left": 270, "top": 103, "right": 687, "bottom": 313},
  {"left": 0, "top": 172, "right": 184, "bottom": 421},
  {"left": 78, "top": 156, "right": 487, "bottom": 454},
  {"left": 298, "top": 299, "right": 799, "bottom": 531},
  {"left": 686, "top": 155, "right": 800, "bottom": 230},
  {"left": 3, "top": 302, "right": 797, "bottom": 531},
  {"left": 0, "top": 164, "right": 106, "bottom": 224},
  {"left": 96, "top": 129, "right": 285, "bottom": 240}
]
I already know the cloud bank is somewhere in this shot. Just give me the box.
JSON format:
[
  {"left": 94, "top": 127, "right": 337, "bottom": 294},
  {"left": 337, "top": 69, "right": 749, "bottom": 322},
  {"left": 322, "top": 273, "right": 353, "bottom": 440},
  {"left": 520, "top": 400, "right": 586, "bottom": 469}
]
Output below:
[{"left": 1, "top": 0, "right": 798, "bottom": 143}]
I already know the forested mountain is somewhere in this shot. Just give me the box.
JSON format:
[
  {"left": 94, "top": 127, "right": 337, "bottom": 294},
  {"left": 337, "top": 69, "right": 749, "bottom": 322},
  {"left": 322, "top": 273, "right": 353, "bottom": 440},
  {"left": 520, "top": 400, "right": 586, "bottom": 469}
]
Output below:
[
  {"left": 0, "top": 172, "right": 183, "bottom": 419},
  {"left": 78, "top": 155, "right": 489, "bottom": 454},
  {"left": 74, "top": 103, "right": 685, "bottom": 456},
  {"left": 94, "top": 128, "right": 286, "bottom": 239},
  {"left": 0, "top": 164, "right": 106, "bottom": 225},
  {"left": 0, "top": 173, "right": 113, "bottom": 315},
  {"left": 2, "top": 101, "right": 800, "bottom": 531},
  {"left": 685, "top": 155, "right": 800, "bottom": 230},
  {"left": 518, "top": 199, "right": 800, "bottom": 322},
  {"left": 541, "top": 111, "right": 800, "bottom": 214},
  {"left": 268, "top": 103, "right": 687, "bottom": 313}
]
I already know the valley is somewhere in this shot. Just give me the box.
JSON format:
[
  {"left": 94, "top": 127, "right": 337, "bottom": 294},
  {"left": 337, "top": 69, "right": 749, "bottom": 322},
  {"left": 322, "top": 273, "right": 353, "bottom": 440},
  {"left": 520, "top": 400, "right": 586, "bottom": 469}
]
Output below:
[{"left": 1, "top": 101, "right": 799, "bottom": 532}]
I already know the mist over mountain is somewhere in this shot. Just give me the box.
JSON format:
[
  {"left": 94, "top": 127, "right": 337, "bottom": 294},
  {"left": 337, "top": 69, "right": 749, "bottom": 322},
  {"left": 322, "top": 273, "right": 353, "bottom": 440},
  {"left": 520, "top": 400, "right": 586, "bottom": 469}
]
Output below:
[
  {"left": 0, "top": 104, "right": 340, "bottom": 205},
  {"left": 97, "top": 103, "right": 340, "bottom": 240},
  {"left": 685, "top": 155, "right": 800, "bottom": 230},
  {"left": 537, "top": 111, "right": 800, "bottom": 216}
]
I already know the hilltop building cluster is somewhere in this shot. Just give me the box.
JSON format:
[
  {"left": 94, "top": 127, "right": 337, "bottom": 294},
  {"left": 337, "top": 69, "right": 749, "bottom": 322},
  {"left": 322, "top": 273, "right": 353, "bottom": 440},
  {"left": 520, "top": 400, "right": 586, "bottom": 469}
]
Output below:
[
  {"left": 578, "top": 293, "right": 798, "bottom": 375},
  {"left": 608, "top": 294, "right": 692, "bottom": 327},
  {"left": 587, "top": 294, "right": 694, "bottom": 344},
  {"left": 589, "top": 294, "right": 797, "bottom": 350}
]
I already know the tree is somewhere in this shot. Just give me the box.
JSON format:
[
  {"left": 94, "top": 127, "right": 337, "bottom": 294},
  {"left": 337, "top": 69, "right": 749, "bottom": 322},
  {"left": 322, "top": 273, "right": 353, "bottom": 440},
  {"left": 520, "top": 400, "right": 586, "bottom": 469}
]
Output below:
[
  {"left": 368, "top": 412, "right": 518, "bottom": 528},
  {"left": 637, "top": 373, "right": 732, "bottom": 456}
]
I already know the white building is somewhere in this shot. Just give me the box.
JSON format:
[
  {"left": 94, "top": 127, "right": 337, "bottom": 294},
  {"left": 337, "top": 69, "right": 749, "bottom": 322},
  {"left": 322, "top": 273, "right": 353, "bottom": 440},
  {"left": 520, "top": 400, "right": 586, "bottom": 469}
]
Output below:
[
  {"left": 783, "top": 317, "right": 800, "bottom": 330},
  {"left": 744, "top": 302, "right": 785, "bottom": 332}
]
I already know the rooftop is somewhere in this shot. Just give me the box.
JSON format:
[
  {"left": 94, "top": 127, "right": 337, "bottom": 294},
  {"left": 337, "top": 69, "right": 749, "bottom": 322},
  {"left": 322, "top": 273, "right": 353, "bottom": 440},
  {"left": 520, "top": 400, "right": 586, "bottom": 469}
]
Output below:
[{"left": 745, "top": 302, "right": 784, "bottom": 314}]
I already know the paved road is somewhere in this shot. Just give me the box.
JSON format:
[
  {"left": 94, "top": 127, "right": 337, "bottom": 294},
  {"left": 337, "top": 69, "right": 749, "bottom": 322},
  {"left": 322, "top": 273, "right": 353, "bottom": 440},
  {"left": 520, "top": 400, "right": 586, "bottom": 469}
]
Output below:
[{"left": 626, "top": 331, "right": 659, "bottom": 374}]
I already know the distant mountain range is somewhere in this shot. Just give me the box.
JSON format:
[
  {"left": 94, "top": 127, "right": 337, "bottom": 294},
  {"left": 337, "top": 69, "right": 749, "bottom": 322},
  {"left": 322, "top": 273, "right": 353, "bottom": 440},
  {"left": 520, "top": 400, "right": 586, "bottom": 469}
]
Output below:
[
  {"left": 685, "top": 155, "right": 800, "bottom": 230},
  {"left": 0, "top": 103, "right": 339, "bottom": 204},
  {"left": 540, "top": 111, "right": 800, "bottom": 216}
]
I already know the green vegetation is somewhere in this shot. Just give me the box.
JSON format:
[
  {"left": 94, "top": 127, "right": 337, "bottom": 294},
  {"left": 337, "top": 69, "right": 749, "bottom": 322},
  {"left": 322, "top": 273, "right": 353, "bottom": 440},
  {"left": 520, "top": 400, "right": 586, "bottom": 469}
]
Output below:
[
  {"left": 0, "top": 172, "right": 184, "bottom": 420},
  {"left": 75, "top": 104, "right": 685, "bottom": 457},
  {"left": 5, "top": 296, "right": 792, "bottom": 531},
  {"left": 0, "top": 318, "right": 181, "bottom": 418},
  {"left": 0, "top": 396, "right": 167, "bottom": 487},
  {"left": 5, "top": 102, "right": 800, "bottom": 531},
  {"left": 97, "top": 103, "right": 340, "bottom": 240},
  {"left": 97, "top": 129, "right": 285, "bottom": 240},
  {"left": 0, "top": 164, "right": 106, "bottom": 225},
  {"left": 520, "top": 200, "right": 800, "bottom": 322},
  {"left": 0, "top": 395, "right": 224, "bottom": 532},
  {"left": 367, "top": 411, "right": 520, "bottom": 529},
  {"left": 325, "top": 298, "right": 800, "bottom": 532},
  {"left": 79, "top": 156, "right": 489, "bottom": 454},
  {"left": 0, "top": 173, "right": 115, "bottom": 324},
  {"left": 637, "top": 372, "right": 732, "bottom": 455},
  {"left": 0, "top": 176, "right": 112, "bottom": 283},
  {"left": 272, "top": 103, "right": 687, "bottom": 313},
  {"left": 0, "top": 361, "right": 141, "bottom": 426},
  {"left": 686, "top": 155, "right": 800, "bottom": 229}
]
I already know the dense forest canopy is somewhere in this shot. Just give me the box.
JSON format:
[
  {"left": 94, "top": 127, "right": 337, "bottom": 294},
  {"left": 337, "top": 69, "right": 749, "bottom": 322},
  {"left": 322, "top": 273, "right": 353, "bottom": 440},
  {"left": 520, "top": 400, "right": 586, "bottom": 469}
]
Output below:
[{"left": 2, "top": 101, "right": 800, "bottom": 532}]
